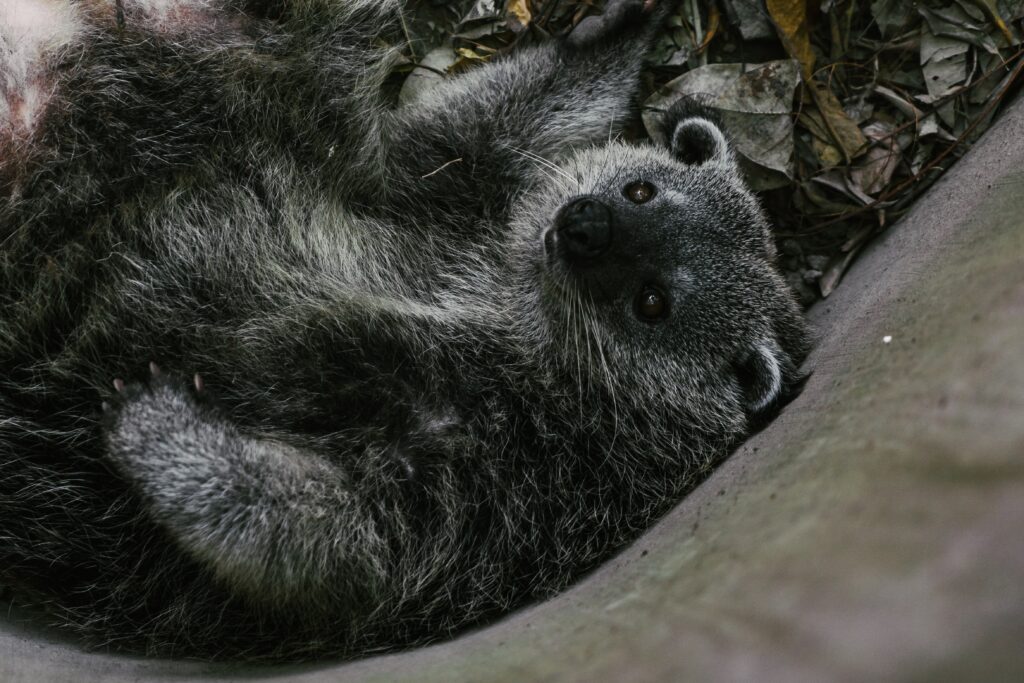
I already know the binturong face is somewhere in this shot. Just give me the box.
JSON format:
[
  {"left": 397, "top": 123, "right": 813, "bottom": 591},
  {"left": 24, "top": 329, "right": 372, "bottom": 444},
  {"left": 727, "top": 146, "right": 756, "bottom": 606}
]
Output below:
[{"left": 513, "top": 110, "right": 810, "bottom": 431}]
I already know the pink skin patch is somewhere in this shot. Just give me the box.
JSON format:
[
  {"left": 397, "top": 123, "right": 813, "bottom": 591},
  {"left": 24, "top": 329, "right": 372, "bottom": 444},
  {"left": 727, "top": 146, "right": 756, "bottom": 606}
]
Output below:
[
  {"left": 83, "top": 0, "right": 251, "bottom": 37},
  {"left": 1, "top": 0, "right": 253, "bottom": 194},
  {"left": 0, "top": 0, "right": 84, "bottom": 190}
]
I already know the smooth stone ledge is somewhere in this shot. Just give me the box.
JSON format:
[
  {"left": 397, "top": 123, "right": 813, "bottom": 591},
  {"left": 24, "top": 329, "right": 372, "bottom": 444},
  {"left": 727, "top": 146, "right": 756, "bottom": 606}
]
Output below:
[{"left": 3, "top": 99, "right": 1024, "bottom": 683}]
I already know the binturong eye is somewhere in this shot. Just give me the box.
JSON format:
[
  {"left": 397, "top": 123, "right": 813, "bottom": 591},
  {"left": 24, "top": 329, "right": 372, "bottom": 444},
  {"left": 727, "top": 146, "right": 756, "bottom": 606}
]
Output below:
[
  {"left": 635, "top": 286, "right": 669, "bottom": 322},
  {"left": 624, "top": 181, "right": 656, "bottom": 204}
]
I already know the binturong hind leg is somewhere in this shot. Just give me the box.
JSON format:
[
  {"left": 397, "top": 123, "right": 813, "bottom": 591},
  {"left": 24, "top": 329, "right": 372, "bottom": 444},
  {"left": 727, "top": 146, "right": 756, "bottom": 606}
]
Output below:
[{"left": 102, "top": 368, "right": 390, "bottom": 612}]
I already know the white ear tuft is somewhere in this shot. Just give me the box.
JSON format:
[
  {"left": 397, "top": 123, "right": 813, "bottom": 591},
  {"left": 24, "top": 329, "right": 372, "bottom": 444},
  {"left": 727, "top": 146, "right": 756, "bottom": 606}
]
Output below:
[
  {"left": 735, "top": 340, "right": 784, "bottom": 421},
  {"left": 745, "top": 342, "right": 782, "bottom": 413}
]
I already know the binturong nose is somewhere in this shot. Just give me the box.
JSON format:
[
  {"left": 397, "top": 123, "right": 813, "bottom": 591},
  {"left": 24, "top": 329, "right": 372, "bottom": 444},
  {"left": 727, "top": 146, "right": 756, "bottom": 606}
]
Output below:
[{"left": 555, "top": 196, "right": 613, "bottom": 261}]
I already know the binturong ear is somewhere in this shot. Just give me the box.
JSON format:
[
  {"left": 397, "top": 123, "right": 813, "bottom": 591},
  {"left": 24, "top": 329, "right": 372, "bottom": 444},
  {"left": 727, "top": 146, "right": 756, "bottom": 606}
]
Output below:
[
  {"left": 662, "top": 97, "right": 733, "bottom": 168},
  {"left": 734, "top": 340, "right": 809, "bottom": 431}
]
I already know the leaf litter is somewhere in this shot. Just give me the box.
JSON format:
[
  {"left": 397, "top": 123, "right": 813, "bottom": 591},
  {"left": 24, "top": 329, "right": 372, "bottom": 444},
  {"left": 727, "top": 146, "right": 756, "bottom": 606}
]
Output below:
[{"left": 393, "top": 0, "right": 1024, "bottom": 305}]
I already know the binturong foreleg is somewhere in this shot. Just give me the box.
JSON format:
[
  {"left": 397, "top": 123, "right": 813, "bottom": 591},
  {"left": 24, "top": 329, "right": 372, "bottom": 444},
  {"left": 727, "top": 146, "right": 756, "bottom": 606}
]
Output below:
[
  {"left": 102, "top": 368, "right": 392, "bottom": 614},
  {"left": 377, "top": 0, "right": 675, "bottom": 220}
]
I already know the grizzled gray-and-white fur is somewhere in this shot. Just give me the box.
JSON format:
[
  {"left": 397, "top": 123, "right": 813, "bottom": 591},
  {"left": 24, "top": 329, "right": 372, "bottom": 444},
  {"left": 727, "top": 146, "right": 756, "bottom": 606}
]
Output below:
[{"left": 0, "top": 0, "right": 809, "bottom": 660}]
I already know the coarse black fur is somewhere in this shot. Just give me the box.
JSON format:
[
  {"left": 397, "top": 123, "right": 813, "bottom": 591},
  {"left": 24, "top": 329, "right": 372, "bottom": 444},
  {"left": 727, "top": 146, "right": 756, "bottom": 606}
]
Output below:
[{"left": 0, "top": 0, "right": 809, "bottom": 660}]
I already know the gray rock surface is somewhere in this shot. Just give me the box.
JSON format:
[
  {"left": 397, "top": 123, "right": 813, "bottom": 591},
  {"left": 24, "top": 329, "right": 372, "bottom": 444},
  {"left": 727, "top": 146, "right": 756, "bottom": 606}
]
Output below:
[{"left": 3, "top": 96, "right": 1023, "bottom": 683}]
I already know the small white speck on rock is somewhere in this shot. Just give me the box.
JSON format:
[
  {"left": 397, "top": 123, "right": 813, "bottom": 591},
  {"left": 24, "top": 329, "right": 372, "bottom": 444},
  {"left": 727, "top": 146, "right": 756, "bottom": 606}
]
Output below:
[{"left": 882, "top": 335, "right": 893, "bottom": 344}]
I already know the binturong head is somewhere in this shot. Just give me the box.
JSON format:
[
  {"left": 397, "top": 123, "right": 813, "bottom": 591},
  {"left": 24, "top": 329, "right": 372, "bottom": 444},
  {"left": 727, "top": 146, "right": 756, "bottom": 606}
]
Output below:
[{"left": 510, "top": 101, "right": 810, "bottom": 433}]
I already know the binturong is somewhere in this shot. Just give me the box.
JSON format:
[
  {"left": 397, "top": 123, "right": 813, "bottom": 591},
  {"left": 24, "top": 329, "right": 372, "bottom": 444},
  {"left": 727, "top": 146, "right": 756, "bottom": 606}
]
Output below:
[{"left": 0, "top": 0, "right": 809, "bottom": 661}]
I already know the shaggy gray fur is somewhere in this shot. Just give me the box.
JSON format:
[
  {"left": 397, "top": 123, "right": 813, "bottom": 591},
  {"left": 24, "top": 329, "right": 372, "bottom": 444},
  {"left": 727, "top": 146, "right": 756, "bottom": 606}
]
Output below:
[{"left": 0, "top": 0, "right": 808, "bottom": 660}]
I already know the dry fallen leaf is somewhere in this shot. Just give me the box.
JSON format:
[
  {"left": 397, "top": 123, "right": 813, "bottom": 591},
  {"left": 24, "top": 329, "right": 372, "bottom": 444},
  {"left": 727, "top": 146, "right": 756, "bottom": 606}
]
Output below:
[
  {"left": 766, "top": 0, "right": 816, "bottom": 80},
  {"left": 819, "top": 225, "right": 873, "bottom": 297},
  {"left": 506, "top": 0, "right": 532, "bottom": 32},
  {"left": 968, "top": 0, "right": 1016, "bottom": 44},
  {"left": 721, "top": 0, "right": 776, "bottom": 40},
  {"left": 851, "top": 122, "right": 901, "bottom": 196},
  {"left": 766, "top": 1, "right": 866, "bottom": 163},
  {"left": 808, "top": 82, "right": 868, "bottom": 163}
]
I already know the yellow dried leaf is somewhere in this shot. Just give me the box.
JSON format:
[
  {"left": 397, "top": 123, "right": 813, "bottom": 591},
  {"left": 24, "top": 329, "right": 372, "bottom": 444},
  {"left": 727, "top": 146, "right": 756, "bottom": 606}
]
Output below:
[
  {"left": 767, "top": 0, "right": 865, "bottom": 162},
  {"left": 766, "top": 0, "right": 815, "bottom": 81},
  {"left": 697, "top": 4, "right": 721, "bottom": 53},
  {"left": 812, "top": 138, "right": 844, "bottom": 168},
  {"left": 809, "top": 82, "right": 867, "bottom": 163},
  {"left": 450, "top": 47, "right": 494, "bottom": 74},
  {"left": 801, "top": 110, "right": 844, "bottom": 168},
  {"left": 968, "top": 0, "right": 1015, "bottom": 45},
  {"left": 507, "top": 0, "right": 532, "bottom": 29},
  {"left": 455, "top": 47, "right": 492, "bottom": 61}
]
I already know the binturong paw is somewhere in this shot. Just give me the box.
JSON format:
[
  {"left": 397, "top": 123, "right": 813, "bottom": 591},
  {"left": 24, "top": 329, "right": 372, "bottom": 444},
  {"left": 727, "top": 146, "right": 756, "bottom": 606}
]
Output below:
[
  {"left": 565, "top": 0, "right": 660, "bottom": 48},
  {"left": 102, "top": 362, "right": 211, "bottom": 473},
  {"left": 104, "top": 362, "right": 206, "bottom": 415}
]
